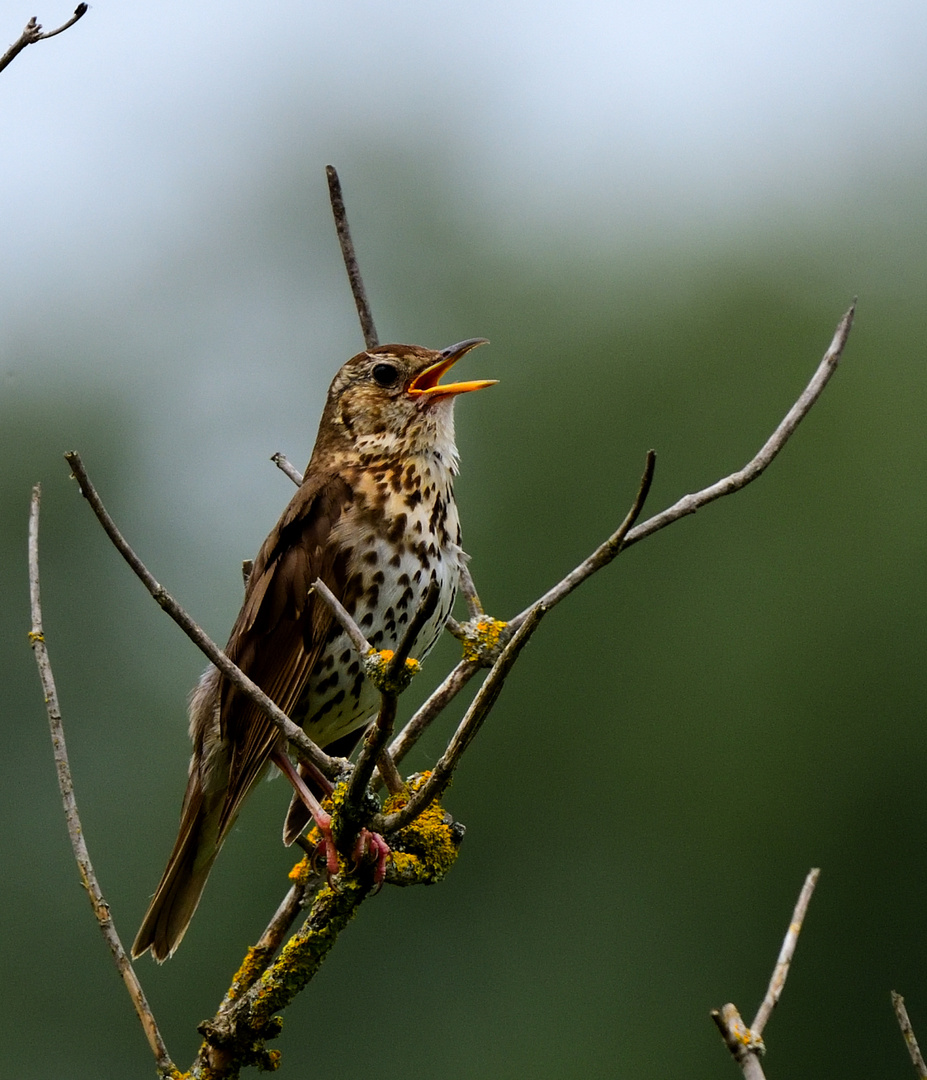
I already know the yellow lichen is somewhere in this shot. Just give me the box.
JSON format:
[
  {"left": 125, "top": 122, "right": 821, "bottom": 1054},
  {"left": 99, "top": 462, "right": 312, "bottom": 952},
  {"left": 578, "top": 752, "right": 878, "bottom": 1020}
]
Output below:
[
  {"left": 459, "top": 615, "right": 509, "bottom": 665},
  {"left": 364, "top": 648, "right": 421, "bottom": 695},
  {"left": 382, "top": 773, "right": 462, "bottom": 885},
  {"left": 226, "top": 945, "right": 268, "bottom": 1002}
]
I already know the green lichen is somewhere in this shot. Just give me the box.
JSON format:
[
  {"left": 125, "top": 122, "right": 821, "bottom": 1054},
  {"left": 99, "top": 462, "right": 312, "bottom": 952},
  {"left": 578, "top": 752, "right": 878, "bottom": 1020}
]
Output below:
[{"left": 249, "top": 877, "right": 367, "bottom": 1031}]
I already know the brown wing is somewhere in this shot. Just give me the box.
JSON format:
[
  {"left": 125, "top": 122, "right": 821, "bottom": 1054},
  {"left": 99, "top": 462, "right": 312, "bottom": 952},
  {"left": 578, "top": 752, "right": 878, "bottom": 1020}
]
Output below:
[{"left": 215, "top": 470, "right": 353, "bottom": 840}]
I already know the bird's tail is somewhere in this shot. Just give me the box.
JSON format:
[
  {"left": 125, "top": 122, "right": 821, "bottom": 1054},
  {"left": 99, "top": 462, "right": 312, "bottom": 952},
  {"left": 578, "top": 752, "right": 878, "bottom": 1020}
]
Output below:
[
  {"left": 133, "top": 665, "right": 231, "bottom": 962},
  {"left": 131, "top": 769, "right": 227, "bottom": 962}
]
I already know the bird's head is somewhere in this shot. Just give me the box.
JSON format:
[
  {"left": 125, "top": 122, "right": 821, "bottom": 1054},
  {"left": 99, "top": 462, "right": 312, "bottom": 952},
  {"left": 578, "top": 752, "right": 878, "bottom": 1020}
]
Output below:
[{"left": 314, "top": 338, "right": 494, "bottom": 464}]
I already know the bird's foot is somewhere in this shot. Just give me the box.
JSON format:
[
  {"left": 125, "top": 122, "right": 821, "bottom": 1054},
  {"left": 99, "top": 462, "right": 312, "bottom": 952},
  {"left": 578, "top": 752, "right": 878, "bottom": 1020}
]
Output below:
[{"left": 352, "top": 828, "right": 390, "bottom": 886}]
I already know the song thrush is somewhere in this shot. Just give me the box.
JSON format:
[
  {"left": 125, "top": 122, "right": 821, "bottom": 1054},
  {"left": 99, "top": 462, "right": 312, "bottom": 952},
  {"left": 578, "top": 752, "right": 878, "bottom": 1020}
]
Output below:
[{"left": 132, "top": 338, "right": 494, "bottom": 961}]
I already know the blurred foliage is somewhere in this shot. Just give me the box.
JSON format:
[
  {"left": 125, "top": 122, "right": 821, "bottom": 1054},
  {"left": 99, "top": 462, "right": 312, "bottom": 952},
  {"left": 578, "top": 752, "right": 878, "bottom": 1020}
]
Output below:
[{"left": 3, "top": 151, "right": 926, "bottom": 1078}]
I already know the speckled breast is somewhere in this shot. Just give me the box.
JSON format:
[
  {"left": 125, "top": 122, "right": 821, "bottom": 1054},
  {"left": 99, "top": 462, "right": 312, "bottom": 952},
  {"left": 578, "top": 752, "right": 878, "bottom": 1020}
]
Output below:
[{"left": 294, "top": 454, "right": 464, "bottom": 750}]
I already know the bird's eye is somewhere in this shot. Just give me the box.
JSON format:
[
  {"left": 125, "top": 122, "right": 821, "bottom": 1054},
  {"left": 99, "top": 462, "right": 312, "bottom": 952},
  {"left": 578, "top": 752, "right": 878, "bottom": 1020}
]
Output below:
[{"left": 371, "top": 362, "right": 400, "bottom": 388}]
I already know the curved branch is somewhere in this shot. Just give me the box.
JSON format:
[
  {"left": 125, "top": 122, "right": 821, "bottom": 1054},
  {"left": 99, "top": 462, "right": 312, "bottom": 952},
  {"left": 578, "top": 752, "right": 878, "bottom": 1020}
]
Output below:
[{"left": 0, "top": 5, "right": 87, "bottom": 74}]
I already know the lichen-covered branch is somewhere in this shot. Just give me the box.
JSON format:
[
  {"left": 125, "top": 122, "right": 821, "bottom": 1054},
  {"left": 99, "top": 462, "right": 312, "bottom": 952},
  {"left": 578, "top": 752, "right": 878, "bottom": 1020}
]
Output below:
[{"left": 195, "top": 779, "right": 463, "bottom": 1078}]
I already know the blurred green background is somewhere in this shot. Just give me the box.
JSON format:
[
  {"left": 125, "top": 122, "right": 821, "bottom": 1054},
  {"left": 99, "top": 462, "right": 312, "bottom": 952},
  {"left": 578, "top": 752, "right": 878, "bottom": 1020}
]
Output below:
[{"left": 3, "top": 3, "right": 927, "bottom": 1078}]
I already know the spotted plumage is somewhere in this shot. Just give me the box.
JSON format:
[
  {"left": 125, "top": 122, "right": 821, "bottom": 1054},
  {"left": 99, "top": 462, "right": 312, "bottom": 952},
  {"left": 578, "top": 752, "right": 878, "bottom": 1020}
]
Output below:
[{"left": 132, "top": 339, "right": 493, "bottom": 961}]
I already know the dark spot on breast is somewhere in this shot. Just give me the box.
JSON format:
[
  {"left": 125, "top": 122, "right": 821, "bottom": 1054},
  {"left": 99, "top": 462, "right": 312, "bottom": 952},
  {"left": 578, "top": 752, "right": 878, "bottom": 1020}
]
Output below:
[
  {"left": 396, "top": 587, "right": 414, "bottom": 611},
  {"left": 315, "top": 670, "right": 340, "bottom": 694},
  {"left": 363, "top": 549, "right": 378, "bottom": 565},
  {"left": 308, "top": 688, "right": 346, "bottom": 723},
  {"left": 387, "top": 513, "right": 407, "bottom": 543}
]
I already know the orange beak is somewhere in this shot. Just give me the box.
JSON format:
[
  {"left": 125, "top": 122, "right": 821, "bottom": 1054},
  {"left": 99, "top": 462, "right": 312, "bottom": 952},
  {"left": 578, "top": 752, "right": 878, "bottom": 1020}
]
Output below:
[{"left": 408, "top": 338, "right": 496, "bottom": 398}]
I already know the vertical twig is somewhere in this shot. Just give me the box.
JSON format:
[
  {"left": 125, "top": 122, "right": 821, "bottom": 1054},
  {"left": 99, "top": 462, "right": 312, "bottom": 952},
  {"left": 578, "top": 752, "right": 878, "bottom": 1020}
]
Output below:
[
  {"left": 27, "top": 485, "right": 175, "bottom": 1077},
  {"left": 326, "top": 165, "right": 379, "bottom": 349}
]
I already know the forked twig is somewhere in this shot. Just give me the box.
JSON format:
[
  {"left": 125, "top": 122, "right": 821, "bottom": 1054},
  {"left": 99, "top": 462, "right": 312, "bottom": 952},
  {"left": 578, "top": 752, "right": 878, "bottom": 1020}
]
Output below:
[
  {"left": 27, "top": 486, "right": 175, "bottom": 1077},
  {"left": 893, "top": 993, "right": 927, "bottom": 1079},
  {"left": 510, "top": 304, "right": 855, "bottom": 628},
  {"left": 0, "top": 5, "right": 87, "bottom": 74},
  {"left": 63, "top": 451, "right": 335, "bottom": 779},
  {"left": 326, "top": 165, "right": 378, "bottom": 349},
  {"left": 712, "top": 868, "right": 821, "bottom": 1078}
]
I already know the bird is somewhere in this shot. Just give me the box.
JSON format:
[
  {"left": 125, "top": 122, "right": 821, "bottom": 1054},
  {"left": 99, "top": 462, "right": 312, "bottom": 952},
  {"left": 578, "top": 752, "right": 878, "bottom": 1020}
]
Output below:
[{"left": 131, "top": 338, "right": 494, "bottom": 961}]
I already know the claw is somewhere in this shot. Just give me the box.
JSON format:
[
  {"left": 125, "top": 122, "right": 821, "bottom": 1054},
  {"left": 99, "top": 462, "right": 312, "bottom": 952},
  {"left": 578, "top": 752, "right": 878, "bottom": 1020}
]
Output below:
[{"left": 352, "top": 828, "right": 390, "bottom": 886}]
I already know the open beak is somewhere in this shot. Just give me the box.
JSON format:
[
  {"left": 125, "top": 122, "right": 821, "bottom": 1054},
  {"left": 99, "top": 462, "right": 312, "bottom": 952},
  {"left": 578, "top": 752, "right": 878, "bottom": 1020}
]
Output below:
[{"left": 408, "top": 338, "right": 496, "bottom": 398}]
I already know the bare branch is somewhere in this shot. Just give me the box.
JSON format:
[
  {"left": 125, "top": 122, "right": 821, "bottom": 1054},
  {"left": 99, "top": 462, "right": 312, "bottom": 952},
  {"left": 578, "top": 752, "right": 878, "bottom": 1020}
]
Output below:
[
  {"left": 511, "top": 303, "right": 854, "bottom": 628},
  {"left": 326, "top": 165, "right": 378, "bottom": 349},
  {"left": 893, "top": 993, "right": 927, "bottom": 1079},
  {"left": 373, "top": 604, "right": 546, "bottom": 833},
  {"left": 752, "top": 867, "right": 820, "bottom": 1033},
  {"left": 28, "top": 485, "right": 175, "bottom": 1077},
  {"left": 0, "top": 5, "right": 87, "bottom": 74},
  {"left": 310, "top": 576, "right": 371, "bottom": 656},
  {"left": 63, "top": 451, "right": 335, "bottom": 778}
]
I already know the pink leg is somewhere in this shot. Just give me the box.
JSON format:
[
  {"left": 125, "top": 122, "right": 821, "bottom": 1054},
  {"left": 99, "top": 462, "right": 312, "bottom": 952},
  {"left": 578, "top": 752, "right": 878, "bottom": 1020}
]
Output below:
[{"left": 271, "top": 750, "right": 339, "bottom": 876}]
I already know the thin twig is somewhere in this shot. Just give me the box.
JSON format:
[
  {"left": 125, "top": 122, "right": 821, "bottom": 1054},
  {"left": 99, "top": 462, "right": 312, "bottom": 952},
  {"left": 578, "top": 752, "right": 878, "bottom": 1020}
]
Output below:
[
  {"left": 511, "top": 304, "right": 854, "bottom": 628},
  {"left": 348, "top": 584, "right": 441, "bottom": 799},
  {"left": 28, "top": 485, "right": 175, "bottom": 1077},
  {"left": 270, "top": 451, "right": 304, "bottom": 486},
  {"left": 0, "top": 5, "right": 87, "bottom": 74},
  {"left": 63, "top": 451, "right": 334, "bottom": 778},
  {"left": 752, "top": 867, "right": 820, "bottom": 1034},
  {"left": 326, "top": 165, "right": 378, "bottom": 349},
  {"left": 458, "top": 563, "right": 484, "bottom": 617},
  {"left": 893, "top": 993, "right": 927, "bottom": 1079},
  {"left": 310, "top": 577, "right": 371, "bottom": 656}
]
